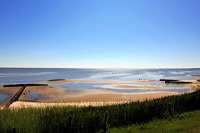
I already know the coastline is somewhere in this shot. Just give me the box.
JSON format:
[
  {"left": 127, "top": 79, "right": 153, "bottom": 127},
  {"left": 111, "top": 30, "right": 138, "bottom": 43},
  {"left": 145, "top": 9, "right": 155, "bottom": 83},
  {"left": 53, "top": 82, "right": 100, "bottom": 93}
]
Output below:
[
  {"left": 1, "top": 79, "right": 198, "bottom": 109},
  {"left": 37, "top": 79, "right": 162, "bottom": 84},
  {"left": 10, "top": 91, "right": 180, "bottom": 108}
]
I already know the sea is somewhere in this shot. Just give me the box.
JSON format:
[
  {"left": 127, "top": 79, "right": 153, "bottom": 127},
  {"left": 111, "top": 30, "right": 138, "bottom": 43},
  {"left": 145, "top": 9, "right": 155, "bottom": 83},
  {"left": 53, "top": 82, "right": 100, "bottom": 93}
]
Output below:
[
  {"left": 0, "top": 68, "right": 200, "bottom": 103},
  {"left": 0, "top": 68, "right": 200, "bottom": 86}
]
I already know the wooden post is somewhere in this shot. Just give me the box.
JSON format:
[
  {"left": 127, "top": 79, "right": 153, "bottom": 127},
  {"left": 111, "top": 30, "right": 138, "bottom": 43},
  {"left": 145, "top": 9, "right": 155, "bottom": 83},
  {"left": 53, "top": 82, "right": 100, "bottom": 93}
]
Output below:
[
  {"left": 12, "top": 128, "right": 16, "bottom": 133},
  {"left": 68, "top": 116, "right": 72, "bottom": 132},
  {"left": 103, "top": 112, "right": 108, "bottom": 133},
  {"left": 125, "top": 111, "right": 128, "bottom": 123}
]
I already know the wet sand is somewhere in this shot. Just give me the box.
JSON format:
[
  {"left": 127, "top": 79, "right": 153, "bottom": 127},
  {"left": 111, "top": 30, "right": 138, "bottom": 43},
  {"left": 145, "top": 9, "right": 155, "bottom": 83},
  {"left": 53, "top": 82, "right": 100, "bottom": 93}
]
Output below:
[
  {"left": 20, "top": 86, "right": 65, "bottom": 101},
  {"left": 192, "top": 75, "right": 200, "bottom": 79},
  {"left": 38, "top": 79, "right": 198, "bottom": 84},
  {"left": 100, "top": 84, "right": 183, "bottom": 90},
  {"left": 1, "top": 79, "right": 198, "bottom": 109},
  {"left": 10, "top": 85, "right": 182, "bottom": 108},
  {"left": 18, "top": 83, "right": 183, "bottom": 103},
  {"left": 38, "top": 79, "right": 162, "bottom": 84},
  {"left": 0, "top": 86, "right": 21, "bottom": 107},
  {"left": 0, "top": 86, "right": 21, "bottom": 95}
]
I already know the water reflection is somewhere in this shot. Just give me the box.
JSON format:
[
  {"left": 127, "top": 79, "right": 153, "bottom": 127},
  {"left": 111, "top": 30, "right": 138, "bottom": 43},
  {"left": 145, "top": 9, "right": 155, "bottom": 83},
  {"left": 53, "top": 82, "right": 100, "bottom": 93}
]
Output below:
[
  {"left": 65, "top": 89, "right": 80, "bottom": 93},
  {"left": 25, "top": 92, "right": 47, "bottom": 100},
  {"left": 50, "top": 82, "right": 190, "bottom": 94},
  {"left": 105, "top": 88, "right": 188, "bottom": 93},
  {"left": 0, "top": 94, "right": 9, "bottom": 103}
]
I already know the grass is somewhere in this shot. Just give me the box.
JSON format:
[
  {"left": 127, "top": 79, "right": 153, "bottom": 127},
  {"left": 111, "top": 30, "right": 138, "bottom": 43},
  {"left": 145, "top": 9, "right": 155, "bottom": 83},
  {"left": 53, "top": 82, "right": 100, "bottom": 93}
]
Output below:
[
  {"left": 197, "top": 79, "right": 200, "bottom": 82},
  {"left": 0, "top": 89, "right": 200, "bottom": 132},
  {"left": 47, "top": 79, "right": 65, "bottom": 81},
  {"left": 109, "top": 110, "right": 200, "bottom": 133}
]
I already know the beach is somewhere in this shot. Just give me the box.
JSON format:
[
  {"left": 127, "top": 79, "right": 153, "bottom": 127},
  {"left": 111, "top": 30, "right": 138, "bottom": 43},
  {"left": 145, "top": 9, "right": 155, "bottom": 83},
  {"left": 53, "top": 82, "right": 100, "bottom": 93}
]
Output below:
[
  {"left": 9, "top": 91, "right": 179, "bottom": 108},
  {"left": 0, "top": 68, "right": 199, "bottom": 109},
  {"left": 0, "top": 86, "right": 21, "bottom": 106},
  {"left": 1, "top": 79, "right": 197, "bottom": 109}
]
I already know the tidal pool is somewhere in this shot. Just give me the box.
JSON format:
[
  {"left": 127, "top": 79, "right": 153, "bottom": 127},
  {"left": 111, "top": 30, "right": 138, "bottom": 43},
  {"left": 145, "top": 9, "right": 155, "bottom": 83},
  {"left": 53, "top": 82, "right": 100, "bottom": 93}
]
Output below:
[
  {"left": 0, "top": 94, "right": 9, "bottom": 103},
  {"left": 25, "top": 92, "right": 47, "bottom": 100},
  {"left": 65, "top": 89, "right": 80, "bottom": 93}
]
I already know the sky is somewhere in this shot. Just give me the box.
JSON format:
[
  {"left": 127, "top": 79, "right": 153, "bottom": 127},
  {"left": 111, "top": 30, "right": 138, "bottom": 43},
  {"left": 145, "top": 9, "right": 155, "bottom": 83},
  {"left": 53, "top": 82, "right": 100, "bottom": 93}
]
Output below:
[{"left": 0, "top": 0, "right": 200, "bottom": 68}]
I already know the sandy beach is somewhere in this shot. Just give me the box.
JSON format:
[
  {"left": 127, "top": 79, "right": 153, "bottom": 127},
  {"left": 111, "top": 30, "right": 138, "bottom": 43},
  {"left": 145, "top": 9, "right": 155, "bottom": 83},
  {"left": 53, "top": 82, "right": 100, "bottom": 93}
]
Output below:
[
  {"left": 18, "top": 85, "right": 181, "bottom": 102},
  {"left": 10, "top": 91, "right": 179, "bottom": 108},
  {"left": 9, "top": 80, "right": 188, "bottom": 108},
  {"left": 1, "top": 79, "right": 198, "bottom": 109}
]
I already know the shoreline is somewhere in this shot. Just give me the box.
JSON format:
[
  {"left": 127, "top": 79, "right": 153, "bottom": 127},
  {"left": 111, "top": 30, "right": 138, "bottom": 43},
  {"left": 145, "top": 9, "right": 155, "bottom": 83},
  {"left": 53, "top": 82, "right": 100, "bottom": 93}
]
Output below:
[
  {"left": 10, "top": 85, "right": 181, "bottom": 109},
  {"left": 10, "top": 91, "right": 180, "bottom": 109},
  {"left": 1, "top": 79, "right": 199, "bottom": 109},
  {"left": 37, "top": 79, "right": 198, "bottom": 84},
  {"left": 37, "top": 79, "right": 163, "bottom": 84}
]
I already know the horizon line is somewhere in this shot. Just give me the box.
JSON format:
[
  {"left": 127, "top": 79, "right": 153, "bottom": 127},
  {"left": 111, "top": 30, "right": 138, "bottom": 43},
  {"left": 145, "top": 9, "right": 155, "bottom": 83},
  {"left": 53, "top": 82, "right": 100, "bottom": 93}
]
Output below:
[{"left": 0, "top": 67, "right": 200, "bottom": 69}]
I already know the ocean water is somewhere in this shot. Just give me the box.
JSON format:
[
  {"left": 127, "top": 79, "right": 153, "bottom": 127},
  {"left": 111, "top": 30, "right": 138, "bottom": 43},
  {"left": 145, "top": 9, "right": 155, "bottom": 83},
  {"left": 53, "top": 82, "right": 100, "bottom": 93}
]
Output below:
[
  {"left": 0, "top": 68, "right": 200, "bottom": 86},
  {"left": 0, "top": 68, "right": 199, "bottom": 102}
]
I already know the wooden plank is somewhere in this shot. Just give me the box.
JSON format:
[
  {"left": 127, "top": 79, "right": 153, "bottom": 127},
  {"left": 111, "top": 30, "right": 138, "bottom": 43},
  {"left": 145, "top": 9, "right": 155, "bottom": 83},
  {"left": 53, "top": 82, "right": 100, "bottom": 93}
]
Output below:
[{"left": 3, "top": 84, "right": 48, "bottom": 87}]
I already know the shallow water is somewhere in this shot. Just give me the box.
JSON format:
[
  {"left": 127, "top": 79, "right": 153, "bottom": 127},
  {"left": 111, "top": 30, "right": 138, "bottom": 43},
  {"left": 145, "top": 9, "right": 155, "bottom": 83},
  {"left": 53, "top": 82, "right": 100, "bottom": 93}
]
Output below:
[
  {"left": 105, "top": 88, "right": 188, "bottom": 93},
  {"left": 65, "top": 89, "right": 80, "bottom": 93},
  {"left": 50, "top": 82, "right": 186, "bottom": 89},
  {"left": 50, "top": 82, "right": 190, "bottom": 93},
  {"left": 0, "top": 94, "right": 9, "bottom": 103},
  {"left": 25, "top": 92, "right": 47, "bottom": 100}
]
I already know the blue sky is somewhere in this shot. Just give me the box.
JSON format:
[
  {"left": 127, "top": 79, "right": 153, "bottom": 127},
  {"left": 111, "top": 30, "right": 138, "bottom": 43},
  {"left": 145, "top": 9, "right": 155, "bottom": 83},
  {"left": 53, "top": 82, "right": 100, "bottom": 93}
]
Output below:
[{"left": 0, "top": 0, "right": 200, "bottom": 68}]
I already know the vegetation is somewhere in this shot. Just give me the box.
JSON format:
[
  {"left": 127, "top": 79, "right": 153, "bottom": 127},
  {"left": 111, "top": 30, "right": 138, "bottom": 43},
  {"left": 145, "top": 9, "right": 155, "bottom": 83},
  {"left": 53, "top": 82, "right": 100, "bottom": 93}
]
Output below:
[
  {"left": 47, "top": 79, "right": 65, "bottom": 81},
  {"left": 191, "top": 75, "right": 200, "bottom": 76},
  {"left": 197, "top": 79, "right": 200, "bottom": 82},
  {"left": 109, "top": 110, "right": 200, "bottom": 133},
  {"left": 0, "top": 90, "right": 200, "bottom": 132}
]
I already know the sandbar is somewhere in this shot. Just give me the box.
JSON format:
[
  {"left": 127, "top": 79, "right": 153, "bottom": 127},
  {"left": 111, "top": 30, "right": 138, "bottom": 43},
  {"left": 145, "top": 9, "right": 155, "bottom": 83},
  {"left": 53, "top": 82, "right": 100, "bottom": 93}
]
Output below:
[
  {"left": 98, "top": 84, "right": 190, "bottom": 90},
  {"left": 38, "top": 79, "right": 162, "bottom": 84}
]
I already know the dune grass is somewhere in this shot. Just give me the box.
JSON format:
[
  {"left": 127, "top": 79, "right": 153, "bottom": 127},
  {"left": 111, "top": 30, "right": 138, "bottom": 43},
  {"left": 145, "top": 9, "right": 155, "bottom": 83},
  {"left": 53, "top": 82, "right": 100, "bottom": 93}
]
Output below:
[
  {"left": 0, "top": 89, "right": 200, "bottom": 132},
  {"left": 109, "top": 110, "right": 200, "bottom": 133}
]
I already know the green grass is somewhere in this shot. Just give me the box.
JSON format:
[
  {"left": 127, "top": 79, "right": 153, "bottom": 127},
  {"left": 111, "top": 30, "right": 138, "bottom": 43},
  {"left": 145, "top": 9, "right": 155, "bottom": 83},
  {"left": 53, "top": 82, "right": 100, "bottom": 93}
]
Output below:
[
  {"left": 0, "top": 107, "right": 77, "bottom": 132},
  {"left": 109, "top": 110, "right": 200, "bottom": 133},
  {"left": 47, "top": 79, "right": 65, "bottom": 81},
  {"left": 0, "top": 89, "right": 200, "bottom": 132}
]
